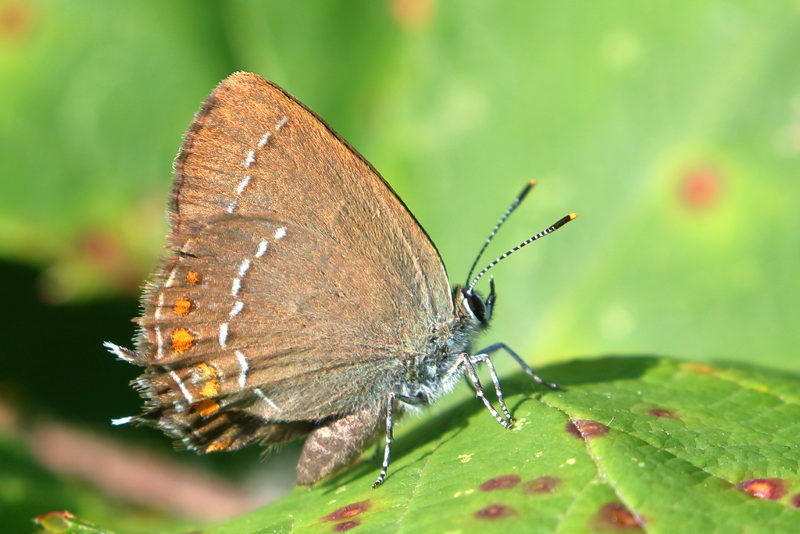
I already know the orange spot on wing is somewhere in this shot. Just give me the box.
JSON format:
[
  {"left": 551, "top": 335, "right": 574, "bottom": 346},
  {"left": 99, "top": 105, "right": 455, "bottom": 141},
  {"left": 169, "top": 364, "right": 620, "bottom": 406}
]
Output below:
[
  {"left": 186, "top": 271, "right": 201, "bottom": 284},
  {"left": 173, "top": 297, "right": 193, "bottom": 315},
  {"left": 196, "top": 362, "right": 217, "bottom": 378},
  {"left": 205, "top": 437, "right": 233, "bottom": 453},
  {"left": 200, "top": 382, "right": 219, "bottom": 397},
  {"left": 171, "top": 328, "right": 195, "bottom": 352},
  {"left": 190, "top": 363, "right": 220, "bottom": 397},
  {"left": 193, "top": 399, "right": 220, "bottom": 416}
]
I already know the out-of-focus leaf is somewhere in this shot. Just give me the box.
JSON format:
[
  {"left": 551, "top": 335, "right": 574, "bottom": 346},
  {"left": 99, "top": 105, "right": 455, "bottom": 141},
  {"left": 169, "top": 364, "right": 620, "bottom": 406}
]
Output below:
[{"left": 0, "top": 430, "right": 193, "bottom": 534}]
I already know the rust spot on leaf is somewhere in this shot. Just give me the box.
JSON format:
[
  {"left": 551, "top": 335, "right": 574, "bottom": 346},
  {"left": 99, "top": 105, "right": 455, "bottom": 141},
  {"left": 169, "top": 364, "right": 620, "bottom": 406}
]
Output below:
[
  {"left": 647, "top": 408, "right": 677, "bottom": 418},
  {"left": 34, "top": 511, "right": 77, "bottom": 530},
  {"left": 737, "top": 478, "right": 788, "bottom": 501},
  {"left": 680, "top": 166, "right": 723, "bottom": 209},
  {"left": 74, "top": 229, "right": 140, "bottom": 294},
  {"left": 521, "top": 476, "right": 561, "bottom": 494},
  {"left": 332, "top": 520, "right": 360, "bottom": 532},
  {"left": 390, "top": 0, "right": 434, "bottom": 31},
  {"left": 791, "top": 493, "right": 800, "bottom": 508},
  {"left": 0, "top": 2, "right": 33, "bottom": 40},
  {"left": 322, "top": 500, "right": 371, "bottom": 522},
  {"left": 682, "top": 362, "right": 715, "bottom": 374},
  {"left": 595, "top": 502, "right": 645, "bottom": 530},
  {"left": 475, "top": 504, "right": 516, "bottom": 520},
  {"left": 479, "top": 474, "right": 521, "bottom": 491},
  {"left": 566, "top": 419, "right": 609, "bottom": 440}
]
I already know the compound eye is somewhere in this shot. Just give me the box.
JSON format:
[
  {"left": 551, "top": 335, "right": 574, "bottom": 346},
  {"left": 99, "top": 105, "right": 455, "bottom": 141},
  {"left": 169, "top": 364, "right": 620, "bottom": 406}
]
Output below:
[{"left": 467, "top": 293, "right": 487, "bottom": 323}]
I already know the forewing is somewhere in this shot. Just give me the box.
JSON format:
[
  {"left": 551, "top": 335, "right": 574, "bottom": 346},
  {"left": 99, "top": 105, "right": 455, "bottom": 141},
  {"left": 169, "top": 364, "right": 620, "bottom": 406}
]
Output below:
[
  {"left": 172, "top": 72, "right": 452, "bottom": 323},
  {"left": 122, "top": 73, "right": 455, "bottom": 453}
]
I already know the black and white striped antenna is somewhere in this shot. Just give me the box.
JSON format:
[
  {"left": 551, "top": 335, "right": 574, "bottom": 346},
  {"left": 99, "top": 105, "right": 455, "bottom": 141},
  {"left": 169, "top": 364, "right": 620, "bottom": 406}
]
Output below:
[
  {"left": 467, "top": 212, "right": 577, "bottom": 294},
  {"left": 464, "top": 179, "right": 537, "bottom": 286}
]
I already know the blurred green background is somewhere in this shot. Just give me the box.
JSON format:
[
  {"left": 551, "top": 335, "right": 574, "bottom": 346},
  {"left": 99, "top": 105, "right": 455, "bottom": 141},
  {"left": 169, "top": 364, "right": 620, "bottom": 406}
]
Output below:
[{"left": 1, "top": 0, "right": 798, "bottom": 531}]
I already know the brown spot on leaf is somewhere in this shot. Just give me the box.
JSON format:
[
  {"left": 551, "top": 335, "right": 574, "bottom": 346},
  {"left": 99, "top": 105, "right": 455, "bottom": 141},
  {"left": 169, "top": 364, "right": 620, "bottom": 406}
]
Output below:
[
  {"left": 479, "top": 474, "right": 521, "bottom": 491},
  {"left": 322, "top": 500, "right": 371, "bottom": 522},
  {"left": 680, "top": 166, "right": 723, "bottom": 209},
  {"left": 35, "top": 510, "right": 78, "bottom": 531},
  {"left": 35, "top": 510, "right": 75, "bottom": 521},
  {"left": 80, "top": 230, "right": 124, "bottom": 267},
  {"left": 0, "top": 2, "right": 33, "bottom": 40},
  {"left": 74, "top": 230, "right": 140, "bottom": 294},
  {"left": 390, "top": 0, "right": 434, "bottom": 31},
  {"left": 332, "top": 520, "right": 360, "bottom": 532},
  {"left": 682, "top": 362, "right": 715, "bottom": 374},
  {"left": 566, "top": 419, "right": 609, "bottom": 440},
  {"left": 595, "top": 502, "right": 644, "bottom": 530},
  {"left": 521, "top": 476, "right": 561, "bottom": 494},
  {"left": 737, "top": 478, "right": 788, "bottom": 501},
  {"left": 475, "top": 504, "right": 516, "bottom": 520},
  {"left": 647, "top": 408, "right": 677, "bottom": 418},
  {"left": 791, "top": 493, "right": 800, "bottom": 508}
]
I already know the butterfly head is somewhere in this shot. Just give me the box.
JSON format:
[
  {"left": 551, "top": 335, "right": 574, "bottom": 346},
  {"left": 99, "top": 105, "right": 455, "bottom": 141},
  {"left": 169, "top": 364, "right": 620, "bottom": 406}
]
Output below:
[{"left": 454, "top": 277, "right": 496, "bottom": 328}]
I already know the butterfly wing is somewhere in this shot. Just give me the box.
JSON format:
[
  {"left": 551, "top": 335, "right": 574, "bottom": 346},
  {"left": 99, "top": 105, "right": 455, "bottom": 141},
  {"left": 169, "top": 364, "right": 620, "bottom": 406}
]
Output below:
[
  {"left": 171, "top": 72, "right": 451, "bottom": 323},
  {"left": 118, "top": 73, "right": 453, "bottom": 452}
]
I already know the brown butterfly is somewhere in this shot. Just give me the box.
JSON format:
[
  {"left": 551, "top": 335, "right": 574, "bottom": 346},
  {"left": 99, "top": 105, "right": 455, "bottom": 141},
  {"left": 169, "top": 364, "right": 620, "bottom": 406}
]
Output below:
[{"left": 105, "top": 72, "right": 575, "bottom": 487}]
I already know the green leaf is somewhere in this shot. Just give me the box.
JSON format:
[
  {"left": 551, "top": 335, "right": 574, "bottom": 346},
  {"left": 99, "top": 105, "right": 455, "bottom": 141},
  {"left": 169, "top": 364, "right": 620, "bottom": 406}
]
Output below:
[{"left": 42, "top": 357, "right": 800, "bottom": 533}]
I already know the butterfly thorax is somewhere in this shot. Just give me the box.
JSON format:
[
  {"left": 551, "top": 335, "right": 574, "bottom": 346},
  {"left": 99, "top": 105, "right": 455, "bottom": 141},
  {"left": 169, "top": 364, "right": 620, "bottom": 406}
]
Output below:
[{"left": 396, "top": 286, "right": 489, "bottom": 408}]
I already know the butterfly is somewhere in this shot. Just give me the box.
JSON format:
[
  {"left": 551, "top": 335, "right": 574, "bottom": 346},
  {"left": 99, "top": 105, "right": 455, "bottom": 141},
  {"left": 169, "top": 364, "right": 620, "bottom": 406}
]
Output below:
[{"left": 105, "top": 72, "right": 575, "bottom": 487}]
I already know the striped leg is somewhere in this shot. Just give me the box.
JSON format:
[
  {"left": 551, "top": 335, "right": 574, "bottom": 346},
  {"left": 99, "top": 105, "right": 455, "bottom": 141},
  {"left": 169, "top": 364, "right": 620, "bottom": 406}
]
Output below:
[
  {"left": 372, "top": 394, "right": 395, "bottom": 488},
  {"left": 460, "top": 354, "right": 513, "bottom": 429},
  {"left": 471, "top": 354, "right": 513, "bottom": 422},
  {"left": 476, "top": 342, "right": 559, "bottom": 390}
]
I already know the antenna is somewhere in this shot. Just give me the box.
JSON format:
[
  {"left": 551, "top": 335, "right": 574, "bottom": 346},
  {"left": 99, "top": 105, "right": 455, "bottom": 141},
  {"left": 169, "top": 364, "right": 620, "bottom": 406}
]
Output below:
[
  {"left": 464, "top": 179, "right": 537, "bottom": 286},
  {"left": 468, "top": 213, "right": 577, "bottom": 293}
]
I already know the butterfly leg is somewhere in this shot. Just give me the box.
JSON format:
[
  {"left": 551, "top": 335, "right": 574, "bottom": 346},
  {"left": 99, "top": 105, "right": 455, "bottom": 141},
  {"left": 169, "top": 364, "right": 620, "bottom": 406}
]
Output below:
[
  {"left": 476, "top": 343, "right": 559, "bottom": 390},
  {"left": 372, "top": 393, "right": 395, "bottom": 488},
  {"left": 296, "top": 404, "right": 383, "bottom": 486},
  {"left": 460, "top": 353, "right": 513, "bottom": 429},
  {"left": 470, "top": 354, "right": 513, "bottom": 423}
]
